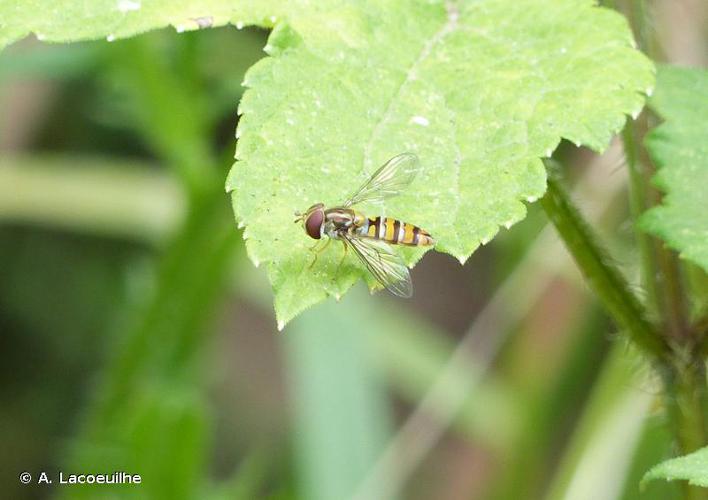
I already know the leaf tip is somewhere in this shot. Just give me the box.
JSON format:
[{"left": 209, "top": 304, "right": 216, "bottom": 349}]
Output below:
[
  {"left": 641, "top": 446, "right": 708, "bottom": 490},
  {"left": 277, "top": 319, "right": 286, "bottom": 331},
  {"left": 641, "top": 467, "right": 665, "bottom": 489}
]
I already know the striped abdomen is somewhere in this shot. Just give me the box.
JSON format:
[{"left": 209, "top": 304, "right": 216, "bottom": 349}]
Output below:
[{"left": 358, "top": 216, "right": 434, "bottom": 246}]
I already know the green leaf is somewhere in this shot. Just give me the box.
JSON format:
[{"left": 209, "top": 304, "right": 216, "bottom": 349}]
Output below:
[
  {"left": 639, "top": 66, "right": 708, "bottom": 273},
  {"left": 642, "top": 446, "right": 708, "bottom": 488},
  {"left": 227, "top": 0, "right": 653, "bottom": 327},
  {"left": 0, "top": 0, "right": 271, "bottom": 48},
  {"left": 0, "top": 0, "right": 652, "bottom": 327}
]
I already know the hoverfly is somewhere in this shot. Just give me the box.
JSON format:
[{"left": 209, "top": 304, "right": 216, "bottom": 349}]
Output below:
[{"left": 294, "top": 152, "right": 435, "bottom": 297}]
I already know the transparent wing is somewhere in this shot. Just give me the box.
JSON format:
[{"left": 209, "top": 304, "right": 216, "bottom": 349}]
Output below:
[
  {"left": 343, "top": 152, "right": 420, "bottom": 207},
  {"left": 342, "top": 233, "right": 413, "bottom": 298}
]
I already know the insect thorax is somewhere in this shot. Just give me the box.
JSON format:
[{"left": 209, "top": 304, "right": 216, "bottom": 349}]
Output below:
[{"left": 323, "top": 208, "right": 365, "bottom": 239}]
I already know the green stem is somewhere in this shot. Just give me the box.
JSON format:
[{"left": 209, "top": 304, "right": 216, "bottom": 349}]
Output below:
[
  {"left": 617, "top": 4, "right": 705, "bottom": 497},
  {"left": 622, "top": 119, "right": 659, "bottom": 315},
  {"left": 62, "top": 33, "right": 242, "bottom": 487},
  {"left": 655, "top": 238, "right": 691, "bottom": 341},
  {"left": 542, "top": 163, "right": 708, "bottom": 499},
  {"left": 663, "top": 360, "right": 708, "bottom": 453},
  {"left": 661, "top": 358, "right": 708, "bottom": 500},
  {"left": 629, "top": 0, "right": 665, "bottom": 61},
  {"left": 624, "top": 96, "right": 703, "bottom": 500},
  {"left": 623, "top": 116, "right": 690, "bottom": 341},
  {"left": 114, "top": 36, "right": 218, "bottom": 198},
  {"left": 540, "top": 163, "right": 665, "bottom": 360}
]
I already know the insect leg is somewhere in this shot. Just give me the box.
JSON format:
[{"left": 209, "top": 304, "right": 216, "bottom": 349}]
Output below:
[
  {"left": 308, "top": 238, "right": 331, "bottom": 269},
  {"left": 335, "top": 239, "right": 349, "bottom": 276}
]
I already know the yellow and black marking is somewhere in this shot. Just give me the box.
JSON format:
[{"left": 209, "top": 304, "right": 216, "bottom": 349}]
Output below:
[{"left": 365, "top": 216, "right": 434, "bottom": 246}]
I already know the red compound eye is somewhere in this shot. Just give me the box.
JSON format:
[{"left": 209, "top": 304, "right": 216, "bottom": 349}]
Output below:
[{"left": 305, "top": 209, "right": 324, "bottom": 239}]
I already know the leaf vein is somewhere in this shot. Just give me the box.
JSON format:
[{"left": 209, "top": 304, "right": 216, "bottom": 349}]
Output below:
[{"left": 362, "top": 1, "right": 460, "bottom": 172}]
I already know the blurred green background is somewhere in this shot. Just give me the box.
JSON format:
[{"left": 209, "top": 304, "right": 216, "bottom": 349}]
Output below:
[{"left": 0, "top": 2, "right": 706, "bottom": 499}]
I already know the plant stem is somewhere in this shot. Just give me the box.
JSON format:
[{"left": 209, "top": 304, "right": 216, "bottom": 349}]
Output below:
[
  {"left": 540, "top": 163, "right": 666, "bottom": 360},
  {"left": 542, "top": 162, "right": 708, "bottom": 499},
  {"left": 622, "top": 119, "right": 659, "bottom": 315},
  {"left": 661, "top": 358, "right": 708, "bottom": 500},
  {"left": 662, "top": 359, "right": 708, "bottom": 453},
  {"left": 63, "top": 32, "right": 243, "bottom": 485},
  {"left": 624, "top": 100, "right": 704, "bottom": 500},
  {"left": 623, "top": 117, "right": 690, "bottom": 340},
  {"left": 619, "top": 6, "right": 707, "bottom": 498},
  {"left": 655, "top": 238, "right": 691, "bottom": 340},
  {"left": 115, "top": 36, "right": 218, "bottom": 198},
  {"left": 629, "top": 0, "right": 665, "bottom": 61}
]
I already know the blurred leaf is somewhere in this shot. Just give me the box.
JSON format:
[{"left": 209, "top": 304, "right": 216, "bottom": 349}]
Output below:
[
  {"left": 239, "top": 262, "right": 520, "bottom": 449},
  {"left": 493, "top": 307, "right": 610, "bottom": 500},
  {"left": 619, "top": 416, "right": 679, "bottom": 500},
  {"left": 639, "top": 65, "right": 708, "bottom": 272},
  {"left": 206, "top": 447, "right": 272, "bottom": 500},
  {"left": 284, "top": 288, "right": 392, "bottom": 500},
  {"left": 545, "top": 345, "right": 652, "bottom": 500},
  {"left": 63, "top": 198, "right": 239, "bottom": 499},
  {"left": 125, "top": 386, "right": 209, "bottom": 500},
  {"left": 0, "top": 42, "right": 99, "bottom": 79},
  {"left": 370, "top": 307, "right": 520, "bottom": 450},
  {"left": 99, "top": 34, "right": 219, "bottom": 194},
  {"left": 643, "top": 446, "right": 708, "bottom": 489},
  {"left": 0, "top": 227, "right": 141, "bottom": 500},
  {"left": 227, "top": 0, "right": 654, "bottom": 327},
  {"left": 63, "top": 384, "right": 208, "bottom": 500},
  {"left": 53, "top": 20, "right": 252, "bottom": 494},
  {"left": 0, "top": 155, "right": 184, "bottom": 242}
]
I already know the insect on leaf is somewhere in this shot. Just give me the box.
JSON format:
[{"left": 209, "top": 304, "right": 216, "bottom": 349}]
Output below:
[
  {"left": 227, "top": 0, "right": 654, "bottom": 328},
  {"left": 0, "top": 0, "right": 654, "bottom": 329},
  {"left": 344, "top": 152, "right": 420, "bottom": 207}
]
